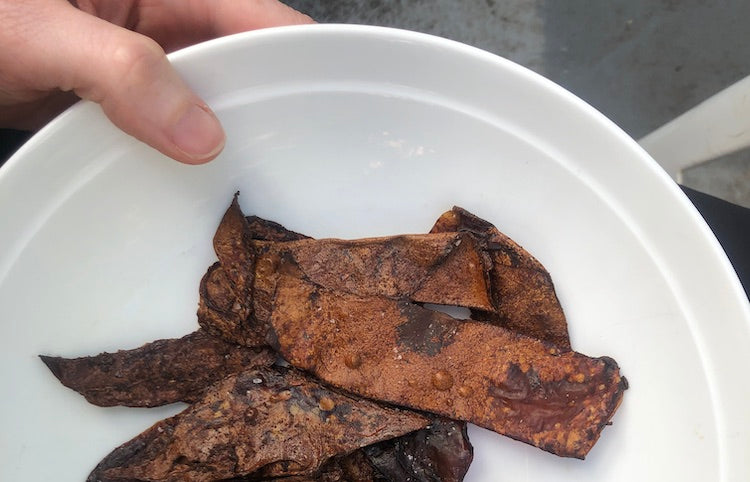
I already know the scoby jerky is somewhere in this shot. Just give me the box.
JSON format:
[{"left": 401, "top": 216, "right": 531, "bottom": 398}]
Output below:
[
  {"left": 210, "top": 205, "right": 477, "bottom": 482},
  {"left": 43, "top": 196, "right": 624, "bottom": 481},
  {"left": 204, "top": 198, "right": 621, "bottom": 458}
]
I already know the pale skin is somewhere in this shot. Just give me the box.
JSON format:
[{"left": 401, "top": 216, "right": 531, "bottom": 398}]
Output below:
[{"left": 0, "top": 0, "right": 313, "bottom": 164}]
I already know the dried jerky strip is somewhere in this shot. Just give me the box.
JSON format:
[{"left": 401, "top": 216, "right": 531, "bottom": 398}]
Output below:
[
  {"left": 88, "top": 367, "right": 428, "bottom": 482},
  {"left": 265, "top": 232, "right": 491, "bottom": 310},
  {"left": 268, "top": 270, "right": 626, "bottom": 459},
  {"left": 431, "top": 207, "right": 570, "bottom": 350},
  {"left": 212, "top": 194, "right": 258, "bottom": 318},
  {"left": 40, "top": 330, "right": 275, "bottom": 407},
  {"left": 212, "top": 199, "right": 494, "bottom": 317},
  {"left": 235, "top": 207, "right": 569, "bottom": 351}
]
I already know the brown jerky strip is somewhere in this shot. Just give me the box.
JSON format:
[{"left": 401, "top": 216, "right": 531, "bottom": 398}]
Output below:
[
  {"left": 268, "top": 271, "right": 626, "bottom": 459},
  {"left": 88, "top": 367, "right": 429, "bottom": 482},
  {"left": 40, "top": 330, "right": 275, "bottom": 407},
  {"left": 261, "top": 233, "right": 491, "bottom": 310},
  {"left": 212, "top": 194, "right": 257, "bottom": 319},
  {"left": 213, "top": 200, "right": 494, "bottom": 318},
  {"left": 431, "top": 207, "right": 571, "bottom": 351},
  {"left": 364, "top": 418, "right": 473, "bottom": 482}
]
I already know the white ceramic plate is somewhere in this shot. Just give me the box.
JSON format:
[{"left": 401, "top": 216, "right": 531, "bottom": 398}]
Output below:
[{"left": 1, "top": 25, "right": 748, "bottom": 481}]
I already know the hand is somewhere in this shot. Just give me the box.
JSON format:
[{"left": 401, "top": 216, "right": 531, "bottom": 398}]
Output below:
[{"left": 0, "top": 0, "right": 312, "bottom": 164}]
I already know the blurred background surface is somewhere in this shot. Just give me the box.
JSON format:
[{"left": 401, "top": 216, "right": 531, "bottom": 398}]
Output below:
[{"left": 286, "top": 0, "right": 750, "bottom": 207}]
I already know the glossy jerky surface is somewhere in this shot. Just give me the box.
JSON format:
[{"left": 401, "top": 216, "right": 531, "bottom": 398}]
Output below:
[
  {"left": 269, "top": 271, "right": 626, "bottom": 459},
  {"left": 40, "top": 330, "right": 275, "bottom": 407},
  {"left": 88, "top": 367, "right": 429, "bottom": 482},
  {"left": 365, "top": 418, "right": 473, "bottom": 482},
  {"left": 431, "top": 207, "right": 571, "bottom": 351}
]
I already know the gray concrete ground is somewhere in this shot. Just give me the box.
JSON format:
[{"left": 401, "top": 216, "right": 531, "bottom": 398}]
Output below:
[{"left": 286, "top": 0, "right": 750, "bottom": 207}]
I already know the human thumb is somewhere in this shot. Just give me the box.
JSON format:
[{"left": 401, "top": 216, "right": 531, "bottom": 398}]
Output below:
[{"left": 31, "top": 5, "right": 225, "bottom": 164}]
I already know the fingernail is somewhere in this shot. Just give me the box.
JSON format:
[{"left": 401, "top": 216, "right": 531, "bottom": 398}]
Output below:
[{"left": 170, "top": 103, "right": 225, "bottom": 162}]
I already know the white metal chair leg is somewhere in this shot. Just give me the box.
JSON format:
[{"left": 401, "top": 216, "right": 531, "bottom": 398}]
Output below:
[{"left": 638, "top": 75, "right": 750, "bottom": 183}]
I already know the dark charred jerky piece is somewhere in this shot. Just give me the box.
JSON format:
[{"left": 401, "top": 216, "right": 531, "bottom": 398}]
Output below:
[
  {"left": 198, "top": 262, "right": 266, "bottom": 347},
  {"left": 431, "top": 207, "right": 571, "bottom": 351},
  {"left": 88, "top": 367, "right": 429, "bottom": 482},
  {"left": 40, "top": 330, "right": 275, "bottom": 407},
  {"left": 365, "top": 418, "right": 473, "bottom": 482},
  {"left": 268, "top": 272, "right": 626, "bottom": 459}
]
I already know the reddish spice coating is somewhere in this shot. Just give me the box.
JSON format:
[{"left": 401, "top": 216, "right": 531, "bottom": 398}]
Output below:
[
  {"left": 269, "top": 270, "right": 625, "bottom": 459},
  {"left": 206, "top": 199, "right": 622, "bottom": 458},
  {"left": 263, "top": 233, "right": 492, "bottom": 310}
]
